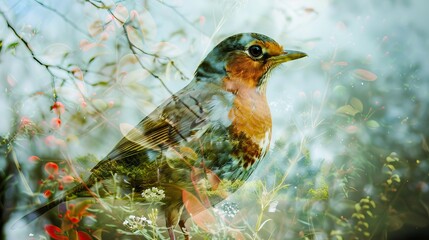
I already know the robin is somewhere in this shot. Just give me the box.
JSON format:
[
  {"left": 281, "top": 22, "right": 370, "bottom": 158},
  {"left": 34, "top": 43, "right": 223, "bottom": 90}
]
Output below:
[{"left": 18, "top": 33, "right": 306, "bottom": 239}]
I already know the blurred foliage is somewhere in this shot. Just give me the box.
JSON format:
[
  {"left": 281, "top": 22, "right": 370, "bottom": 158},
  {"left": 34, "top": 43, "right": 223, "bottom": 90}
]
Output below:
[{"left": 1, "top": 0, "right": 428, "bottom": 240}]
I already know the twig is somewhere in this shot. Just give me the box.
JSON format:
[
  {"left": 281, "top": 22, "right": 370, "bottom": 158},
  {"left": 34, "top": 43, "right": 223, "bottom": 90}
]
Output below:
[
  {"left": 126, "top": 22, "right": 190, "bottom": 81},
  {"left": 9, "top": 146, "right": 38, "bottom": 203},
  {"left": 0, "top": 10, "right": 62, "bottom": 101},
  {"left": 32, "top": 0, "right": 91, "bottom": 38},
  {"left": 154, "top": 0, "right": 207, "bottom": 35}
]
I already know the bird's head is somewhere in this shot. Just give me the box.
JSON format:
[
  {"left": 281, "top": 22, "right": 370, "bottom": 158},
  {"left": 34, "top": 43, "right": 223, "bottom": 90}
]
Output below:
[{"left": 195, "top": 33, "right": 307, "bottom": 90}]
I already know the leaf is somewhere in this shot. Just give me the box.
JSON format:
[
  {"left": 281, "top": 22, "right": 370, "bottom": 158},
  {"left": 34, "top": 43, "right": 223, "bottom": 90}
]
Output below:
[
  {"left": 179, "top": 146, "right": 198, "bottom": 161},
  {"left": 43, "top": 43, "right": 71, "bottom": 62},
  {"left": 386, "top": 164, "right": 395, "bottom": 171},
  {"left": 91, "top": 81, "right": 109, "bottom": 87},
  {"left": 350, "top": 97, "right": 363, "bottom": 112},
  {"left": 6, "top": 41, "right": 19, "bottom": 51},
  {"left": 122, "top": 69, "right": 150, "bottom": 84},
  {"left": 125, "top": 25, "right": 143, "bottom": 49},
  {"left": 165, "top": 61, "right": 172, "bottom": 81},
  {"left": 333, "top": 85, "right": 347, "bottom": 95},
  {"left": 206, "top": 169, "right": 221, "bottom": 191},
  {"left": 71, "top": 199, "right": 93, "bottom": 217},
  {"left": 354, "top": 203, "right": 362, "bottom": 212},
  {"left": 336, "top": 105, "right": 360, "bottom": 116},
  {"left": 257, "top": 219, "right": 272, "bottom": 231},
  {"left": 334, "top": 61, "right": 348, "bottom": 66},
  {"left": 92, "top": 99, "right": 108, "bottom": 111},
  {"left": 386, "top": 155, "right": 398, "bottom": 163},
  {"left": 91, "top": 229, "right": 103, "bottom": 240},
  {"left": 182, "top": 190, "right": 216, "bottom": 233},
  {"left": 88, "top": 56, "right": 97, "bottom": 65},
  {"left": 0, "top": 40, "right": 3, "bottom": 52},
  {"left": 151, "top": 42, "right": 182, "bottom": 57},
  {"left": 44, "top": 224, "right": 68, "bottom": 240},
  {"left": 113, "top": 4, "right": 129, "bottom": 26},
  {"left": 345, "top": 125, "right": 358, "bottom": 134},
  {"left": 352, "top": 69, "right": 377, "bottom": 81},
  {"left": 190, "top": 167, "right": 211, "bottom": 207},
  {"left": 391, "top": 174, "right": 401, "bottom": 183},
  {"left": 137, "top": 9, "right": 157, "bottom": 42},
  {"left": 119, "top": 54, "right": 139, "bottom": 68},
  {"left": 77, "top": 231, "right": 93, "bottom": 240},
  {"left": 366, "top": 120, "right": 380, "bottom": 128},
  {"left": 88, "top": 20, "right": 104, "bottom": 37}
]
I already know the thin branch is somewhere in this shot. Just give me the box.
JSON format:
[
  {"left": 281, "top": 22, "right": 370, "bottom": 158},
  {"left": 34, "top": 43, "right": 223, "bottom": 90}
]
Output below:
[
  {"left": 0, "top": 9, "right": 113, "bottom": 102},
  {"left": 86, "top": 0, "right": 202, "bottom": 119},
  {"left": 9, "top": 146, "right": 39, "bottom": 204},
  {"left": 84, "top": 0, "right": 109, "bottom": 9},
  {"left": 0, "top": 10, "right": 61, "bottom": 101},
  {"left": 32, "top": 0, "right": 91, "bottom": 38},
  {"left": 126, "top": 22, "right": 190, "bottom": 81},
  {"left": 121, "top": 23, "right": 204, "bottom": 119},
  {"left": 121, "top": 24, "right": 175, "bottom": 96},
  {"left": 154, "top": 0, "right": 207, "bottom": 35}
]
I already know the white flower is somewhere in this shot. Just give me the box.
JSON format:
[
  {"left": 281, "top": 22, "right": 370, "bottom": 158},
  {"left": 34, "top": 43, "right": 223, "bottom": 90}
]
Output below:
[
  {"left": 216, "top": 201, "right": 239, "bottom": 219},
  {"left": 142, "top": 187, "right": 166, "bottom": 202},
  {"left": 123, "top": 214, "right": 153, "bottom": 232}
]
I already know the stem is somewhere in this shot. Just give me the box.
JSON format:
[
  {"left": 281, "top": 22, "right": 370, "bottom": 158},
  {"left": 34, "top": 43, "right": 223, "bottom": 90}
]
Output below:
[
  {"left": 9, "top": 146, "right": 39, "bottom": 204},
  {"left": 32, "top": 0, "right": 91, "bottom": 38}
]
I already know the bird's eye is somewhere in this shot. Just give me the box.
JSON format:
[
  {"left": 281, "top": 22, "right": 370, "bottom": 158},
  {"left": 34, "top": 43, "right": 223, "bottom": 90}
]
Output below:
[{"left": 248, "top": 45, "right": 263, "bottom": 58}]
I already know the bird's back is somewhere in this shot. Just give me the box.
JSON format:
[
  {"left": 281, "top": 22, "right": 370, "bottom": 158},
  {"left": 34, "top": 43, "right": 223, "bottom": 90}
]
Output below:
[{"left": 90, "top": 78, "right": 271, "bottom": 193}]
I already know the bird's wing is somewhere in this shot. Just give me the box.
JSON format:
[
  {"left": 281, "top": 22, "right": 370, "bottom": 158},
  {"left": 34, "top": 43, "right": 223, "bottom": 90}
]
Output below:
[{"left": 91, "top": 83, "right": 233, "bottom": 171}]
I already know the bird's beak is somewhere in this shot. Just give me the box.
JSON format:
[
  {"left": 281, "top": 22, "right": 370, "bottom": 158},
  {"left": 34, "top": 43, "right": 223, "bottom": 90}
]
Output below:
[{"left": 270, "top": 50, "right": 307, "bottom": 64}]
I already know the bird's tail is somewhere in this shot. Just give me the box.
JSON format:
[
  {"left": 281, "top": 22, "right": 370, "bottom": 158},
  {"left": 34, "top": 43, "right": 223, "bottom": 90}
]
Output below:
[
  {"left": 17, "top": 194, "right": 67, "bottom": 227},
  {"left": 12, "top": 178, "right": 95, "bottom": 229}
]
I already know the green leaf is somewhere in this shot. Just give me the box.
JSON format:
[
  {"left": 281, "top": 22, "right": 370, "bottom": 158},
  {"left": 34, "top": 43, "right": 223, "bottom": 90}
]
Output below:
[
  {"left": 369, "top": 200, "right": 376, "bottom": 208},
  {"left": 350, "top": 97, "right": 363, "bottom": 112},
  {"left": 366, "top": 120, "right": 380, "bottom": 128},
  {"left": 92, "top": 99, "right": 108, "bottom": 111},
  {"left": 392, "top": 174, "right": 401, "bottom": 183},
  {"left": 386, "top": 155, "right": 399, "bottom": 163},
  {"left": 336, "top": 105, "right": 360, "bottom": 116},
  {"left": 88, "top": 55, "right": 97, "bottom": 65},
  {"left": 354, "top": 203, "right": 362, "bottom": 212},
  {"left": 91, "top": 81, "right": 110, "bottom": 87},
  {"left": 6, "top": 41, "right": 19, "bottom": 51},
  {"left": 333, "top": 85, "right": 347, "bottom": 95},
  {"left": 0, "top": 40, "right": 3, "bottom": 52},
  {"left": 386, "top": 164, "right": 395, "bottom": 171}
]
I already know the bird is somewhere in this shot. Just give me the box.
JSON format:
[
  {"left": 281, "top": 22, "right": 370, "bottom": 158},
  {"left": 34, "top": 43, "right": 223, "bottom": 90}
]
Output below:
[{"left": 17, "top": 33, "right": 306, "bottom": 239}]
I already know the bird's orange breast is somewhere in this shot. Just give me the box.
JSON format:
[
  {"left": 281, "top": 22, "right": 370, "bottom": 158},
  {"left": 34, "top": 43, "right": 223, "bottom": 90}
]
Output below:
[
  {"left": 222, "top": 75, "right": 272, "bottom": 168},
  {"left": 227, "top": 88, "right": 272, "bottom": 142}
]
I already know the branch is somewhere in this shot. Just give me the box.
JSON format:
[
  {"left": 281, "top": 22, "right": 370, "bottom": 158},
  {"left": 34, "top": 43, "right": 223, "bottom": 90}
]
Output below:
[
  {"left": 125, "top": 22, "right": 190, "bottom": 81},
  {"left": 0, "top": 10, "right": 71, "bottom": 102},
  {"left": 85, "top": 0, "right": 201, "bottom": 119},
  {"left": 155, "top": 0, "right": 207, "bottom": 35},
  {"left": 32, "top": 0, "right": 91, "bottom": 38},
  {"left": 0, "top": 9, "right": 114, "bottom": 102}
]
